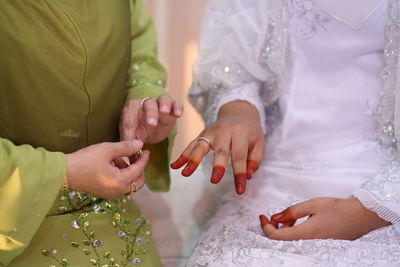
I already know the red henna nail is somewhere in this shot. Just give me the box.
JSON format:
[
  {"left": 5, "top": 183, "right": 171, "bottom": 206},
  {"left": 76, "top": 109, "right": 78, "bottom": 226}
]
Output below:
[
  {"left": 259, "top": 215, "right": 269, "bottom": 227},
  {"left": 247, "top": 159, "right": 260, "bottom": 172},
  {"left": 234, "top": 173, "right": 247, "bottom": 194},
  {"left": 211, "top": 166, "right": 225, "bottom": 184},
  {"left": 170, "top": 156, "right": 188, "bottom": 169},
  {"left": 246, "top": 168, "right": 254, "bottom": 180},
  {"left": 181, "top": 160, "right": 199, "bottom": 177}
]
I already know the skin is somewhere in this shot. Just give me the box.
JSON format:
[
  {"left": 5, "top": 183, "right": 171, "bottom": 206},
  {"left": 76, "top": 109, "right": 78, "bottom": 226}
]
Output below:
[
  {"left": 171, "top": 100, "right": 265, "bottom": 194},
  {"left": 67, "top": 94, "right": 183, "bottom": 199},
  {"left": 259, "top": 197, "right": 391, "bottom": 241},
  {"left": 67, "top": 140, "right": 149, "bottom": 200},
  {"left": 173, "top": 100, "right": 390, "bottom": 239}
]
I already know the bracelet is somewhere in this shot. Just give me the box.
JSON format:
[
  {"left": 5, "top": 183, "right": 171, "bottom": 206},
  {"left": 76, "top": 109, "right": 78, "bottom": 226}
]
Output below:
[{"left": 60, "top": 178, "right": 69, "bottom": 192}]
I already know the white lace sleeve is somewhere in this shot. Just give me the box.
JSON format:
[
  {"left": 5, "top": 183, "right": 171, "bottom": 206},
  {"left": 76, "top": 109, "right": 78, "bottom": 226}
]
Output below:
[
  {"left": 353, "top": 162, "right": 400, "bottom": 232},
  {"left": 204, "top": 81, "right": 267, "bottom": 134},
  {"left": 189, "top": 0, "right": 288, "bottom": 133}
]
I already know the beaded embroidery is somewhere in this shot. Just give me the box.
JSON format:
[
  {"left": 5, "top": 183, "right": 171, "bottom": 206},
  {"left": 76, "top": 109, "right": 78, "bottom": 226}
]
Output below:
[{"left": 41, "top": 191, "right": 150, "bottom": 266}]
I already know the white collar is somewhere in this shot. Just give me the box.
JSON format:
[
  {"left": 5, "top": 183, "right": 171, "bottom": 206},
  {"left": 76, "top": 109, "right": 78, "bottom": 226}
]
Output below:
[{"left": 312, "top": 0, "right": 386, "bottom": 29}]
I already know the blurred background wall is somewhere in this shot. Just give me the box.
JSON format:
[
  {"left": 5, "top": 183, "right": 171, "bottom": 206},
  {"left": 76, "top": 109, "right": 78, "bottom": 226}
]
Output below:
[{"left": 143, "top": 0, "right": 206, "bottom": 159}]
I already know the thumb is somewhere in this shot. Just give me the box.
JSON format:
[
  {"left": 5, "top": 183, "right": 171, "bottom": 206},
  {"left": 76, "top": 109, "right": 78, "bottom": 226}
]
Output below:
[{"left": 107, "top": 140, "right": 143, "bottom": 159}]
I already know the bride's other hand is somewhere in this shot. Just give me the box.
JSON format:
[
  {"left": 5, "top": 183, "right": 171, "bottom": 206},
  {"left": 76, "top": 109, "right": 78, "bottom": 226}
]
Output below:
[
  {"left": 259, "top": 197, "right": 391, "bottom": 241},
  {"left": 171, "top": 100, "right": 265, "bottom": 194}
]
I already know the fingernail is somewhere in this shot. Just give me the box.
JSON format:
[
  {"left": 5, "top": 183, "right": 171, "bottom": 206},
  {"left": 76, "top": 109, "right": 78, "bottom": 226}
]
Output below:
[
  {"left": 236, "top": 183, "right": 244, "bottom": 194},
  {"left": 170, "top": 156, "right": 188, "bottom": 169},
  {"left": 259, "top": 215, "right": 269, "bottom": 227},
  {"left": 247, "top": 160, "right": 260, "bottom": 172},
  {"left": 246, "top": 168, "right": 254, "bottom": 180},
  {"left": 131, "top": 140, "right": 143, "bottom": 148},
  {"left": 175, "top": 109, "right": 183, "bottom": 116},
  {"left": 160, "top": 106, "right": 169, "bottom": 113},
  {"left": 148, "top": 118, "right": 157, "bottom": 126},
  {"left": 181, "top": 160, "right": 198, "bottom": 177},
  {"left": 210, "top": 166, "right": 225, "bottom": 184},
  {"left": 272, "top": 213, "right": 283, "bottom": 221}
]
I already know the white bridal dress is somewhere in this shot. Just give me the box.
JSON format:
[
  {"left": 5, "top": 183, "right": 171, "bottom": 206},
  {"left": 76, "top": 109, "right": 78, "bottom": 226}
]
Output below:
[{"left": 188, "top": 0, "right": 400, "bottom": 266}]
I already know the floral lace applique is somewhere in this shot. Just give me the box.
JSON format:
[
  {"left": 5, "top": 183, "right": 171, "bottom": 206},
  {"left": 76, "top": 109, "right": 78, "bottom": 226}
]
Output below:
[{"left": 287, "top": 0, "right": 330, "bottom": 39}]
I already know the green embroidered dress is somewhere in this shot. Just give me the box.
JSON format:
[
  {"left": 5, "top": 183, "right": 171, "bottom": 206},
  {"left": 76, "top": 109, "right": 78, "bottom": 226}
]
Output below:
[{"left": 0, "top": 1, "right": 173, "bottom": 266}]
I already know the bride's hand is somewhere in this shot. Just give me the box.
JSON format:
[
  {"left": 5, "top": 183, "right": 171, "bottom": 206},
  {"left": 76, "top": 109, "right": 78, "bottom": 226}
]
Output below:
[
  {"left": 259, "top": 197, "right": 391, "bottom": 241},
  {"left": 171, "top": 100, "right": 265, "bottom": 194}
]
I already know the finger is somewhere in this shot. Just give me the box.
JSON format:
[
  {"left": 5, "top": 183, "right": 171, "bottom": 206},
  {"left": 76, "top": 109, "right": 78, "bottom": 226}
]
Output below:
[
  {"left": 108, "top": 140, "right": 143, "bottom": 159},
  {"left": 270, "top": 200, "right": 315, "bottom": 225},
  {"left": 119, "top": 99, "right": 141, "bottom": 141},
  {"left": 114, "top": 157, "right": 129, "bottom": 169},
  {"left": 210, "top": 133, "right": 231, "bottom": 184},
  {"left": 157, "top": 94, "right": 172, "bottom": 114},
  {"left": 181, "top": 136, "right": 213, "bottom": 177},
  {"left": 231, "top": 134, "right": 249, "bottom": 194},
  {"left": 121, "top": 150, "right": 150, "bottom": 180},
  {"left": 247, "top": 136, "right": 265, "bottom": 179},
  {"left": 125, "top": 172, "right": 145, "bottom": 194},
  {"left": 170, "top": 140, "right": 197, "bottom": 169},
  {"left": 262, "top": 217, "right": 316, "bottom": 241},
  {"left": 282, "top": 220, "right": 296, "bottom": 228},
  {"left": 143, "top": 98, "right": 159, "bottom": 126},
  {"left": 171, "top": 101, "right": 184, "bottom": 117}
]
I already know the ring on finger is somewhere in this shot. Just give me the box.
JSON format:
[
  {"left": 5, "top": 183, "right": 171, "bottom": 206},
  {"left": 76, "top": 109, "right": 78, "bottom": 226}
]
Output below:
[
  {"left": 197, "top": 137, "right": 213, "bottom": 150},
  {"left": 135, "top": 149, "right": 143, "bottom": 158},
  {"left": 140, "top": 97, "right": 152, "bottom": 109},
  {"left": 127, "top": 181, "right": 138, "bottom": 195}
]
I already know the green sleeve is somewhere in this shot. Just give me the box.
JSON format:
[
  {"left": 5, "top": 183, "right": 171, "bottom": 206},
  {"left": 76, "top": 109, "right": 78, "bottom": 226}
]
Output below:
[
  {"left": 0, "top": 138, "right": 67, "bottom": 265},
  {"left": 127, "top": 0, "right": 175, "bottom": 192}
]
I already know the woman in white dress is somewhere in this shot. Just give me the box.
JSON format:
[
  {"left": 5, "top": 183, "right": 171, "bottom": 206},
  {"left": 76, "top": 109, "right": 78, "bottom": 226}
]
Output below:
[{"left": 171, "top": 0, "right": 400, "bottom": 266}]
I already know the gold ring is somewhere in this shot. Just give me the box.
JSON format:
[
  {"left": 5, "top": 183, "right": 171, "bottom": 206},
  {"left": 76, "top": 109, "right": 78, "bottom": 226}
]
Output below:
[
  {"left": 135, "top": 149, "right": 143, "bottom": 158},
  {"left": 130, "top": 181, "right": 137, "bottom": 194},
  {"left": 140, "top": 97, "right": 152, "bottom": 109},
  {"left": 197, "top": 137, "right": 213, "bottom": 149}
]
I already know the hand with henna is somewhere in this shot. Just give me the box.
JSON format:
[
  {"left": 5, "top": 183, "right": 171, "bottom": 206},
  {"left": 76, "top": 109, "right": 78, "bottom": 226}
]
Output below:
[
  {"left": 259, "top": 197, "right": 391, "bottom": 241},
  {"left": 171, "top": 100, "right": 265, "bottom": 194}
]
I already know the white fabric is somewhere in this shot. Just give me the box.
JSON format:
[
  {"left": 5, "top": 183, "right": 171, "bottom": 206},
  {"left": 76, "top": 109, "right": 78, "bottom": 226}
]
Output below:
[
  {"left": 188, "top": 1, "right": 400, "bottom": 266},
  {"left": 313, "top": 0, "right": 385, "bottom": 29}
]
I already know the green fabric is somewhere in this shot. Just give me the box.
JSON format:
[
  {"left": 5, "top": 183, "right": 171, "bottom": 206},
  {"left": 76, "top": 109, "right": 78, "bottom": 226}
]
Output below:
[
  {"left": 0, "top": 0, "right": 171, "bottom": 266},
  {"left": 127, "top": 0, "right": 174, "bottom": 192}
]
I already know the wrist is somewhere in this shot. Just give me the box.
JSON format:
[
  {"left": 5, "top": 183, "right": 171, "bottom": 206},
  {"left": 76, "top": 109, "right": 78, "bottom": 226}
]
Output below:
[
  {"left": 351, "top": 198, "right": 391, "bottom": 229},
  {"left": 218, "top": 100, "right": 260, "bottom": 122},
  {"left": 65, "top": 153, "right": 77, "bottom": 191}
]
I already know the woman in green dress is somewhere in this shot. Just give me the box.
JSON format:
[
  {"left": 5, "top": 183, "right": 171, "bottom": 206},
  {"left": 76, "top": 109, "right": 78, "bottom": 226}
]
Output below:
[{"left": 0, "top": 0, "right": 182, "bottom": 266}]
